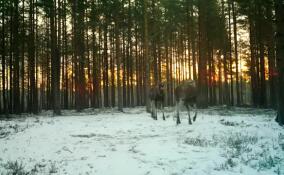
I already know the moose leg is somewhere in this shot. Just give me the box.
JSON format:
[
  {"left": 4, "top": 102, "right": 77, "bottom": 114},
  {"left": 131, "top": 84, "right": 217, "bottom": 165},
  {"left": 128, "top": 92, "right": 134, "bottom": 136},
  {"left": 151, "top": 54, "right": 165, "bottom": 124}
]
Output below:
[
  {"left": 157, "top": 102, "right": 159, "bottom": 120},
  {"left": 176, "top": 100, "right": 181, "bottom": 125},
  {"left": 155, "top": 101, "right": 158, "bottom": 120},
  {"left": 193, "top": 103, "right": 197, "bottom": 122},
  {"left": 151, "top": 100, "right": 154, "bottom": 119},
  {"left": 162, "top": 102, "right": 165, "bottom": 121},
  {"left": 185, "top": 104, "right": 192, "bottom": 125},
  {"left": 150, "top": 100, "right": 153, "bottom": 118}
]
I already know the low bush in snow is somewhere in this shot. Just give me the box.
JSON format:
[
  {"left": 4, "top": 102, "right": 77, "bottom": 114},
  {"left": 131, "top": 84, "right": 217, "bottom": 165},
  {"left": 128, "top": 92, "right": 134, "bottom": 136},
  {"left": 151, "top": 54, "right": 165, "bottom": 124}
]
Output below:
[
  {"left": 48, "top": 162, "right": 58, "bottom": 174},
  {"left": 279, "top": 133, "right": 284, "bottom": 151},
  {"left": 214, "top": 157, "right": 237, "bottom": 171},
  {"left": 1, "top": 161, "right": 29, "bottom": 175},
  {"left": 220, "top": 120, "right": 240, "bottom": 126},
  {"left": 215, "top": 132, "right": 284, "bottom": 173},
  {"left": 225, "top": 133, "right": 258, "bottom": 157},
  {"left": 184, "top": 137, "right": 215, "bottom": 147}
]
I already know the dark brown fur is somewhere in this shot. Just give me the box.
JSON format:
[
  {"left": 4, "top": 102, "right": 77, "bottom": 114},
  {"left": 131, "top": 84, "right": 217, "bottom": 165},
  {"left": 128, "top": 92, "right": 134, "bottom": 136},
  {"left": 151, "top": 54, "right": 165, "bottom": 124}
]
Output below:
[
  {"left": 149, "top": 83, "right": 165, "bottom": 120},
  {"left": 175, "top": 80, "right": 198, "bottom": 125}
]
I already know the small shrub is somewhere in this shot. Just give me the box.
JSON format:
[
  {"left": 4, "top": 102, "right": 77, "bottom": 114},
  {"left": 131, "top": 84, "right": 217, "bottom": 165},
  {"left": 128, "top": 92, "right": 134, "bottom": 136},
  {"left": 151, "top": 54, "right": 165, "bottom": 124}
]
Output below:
[
  {"left": 226, "top": 158, "right": 237, "bottom": 168},
  {"left": 215, "top": 157, "right": 237, "bottom": 171},
  {"left": 2, "top": 160, "right": 29, "bottom": 175},
  {"left": 258, "top": 154, "right": 281, "bottom": 171},
  {"left": 220, "top": 120, "right": 239, "bottom": 126},
  {"left": 49, "top": 162, "right": 58, "bottom": 174},
  {"left": 280, "top": 144, "right": 284, "bottom": 151},
  {"left": 184, "top": 137, "right": 212, "bottom": 147},
  {"left": 278, "top": 133, "right": 284, "bottom": 151},
  {"left": 225, "top": 133, "right": 258, "bottom": 157},
  {"left": 274, "top": 165, "right": 281, "bottom": 175}
]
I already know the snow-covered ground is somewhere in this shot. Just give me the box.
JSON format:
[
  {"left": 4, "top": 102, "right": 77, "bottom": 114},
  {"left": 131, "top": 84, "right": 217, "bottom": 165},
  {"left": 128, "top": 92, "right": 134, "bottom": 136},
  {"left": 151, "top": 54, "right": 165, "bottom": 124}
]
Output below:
[{"left": 0, "top": 107, "right": 283, "bottom": 175}]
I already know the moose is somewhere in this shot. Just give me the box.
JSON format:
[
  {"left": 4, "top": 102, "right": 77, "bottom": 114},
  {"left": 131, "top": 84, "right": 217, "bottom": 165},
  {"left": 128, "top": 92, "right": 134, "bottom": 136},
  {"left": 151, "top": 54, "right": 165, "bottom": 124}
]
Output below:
[
  {"left": 175, "top": 80, "right": 198, "bottom": 125},
  {"left": 149, "top": 83, "right": 165, "bottom": 120}
]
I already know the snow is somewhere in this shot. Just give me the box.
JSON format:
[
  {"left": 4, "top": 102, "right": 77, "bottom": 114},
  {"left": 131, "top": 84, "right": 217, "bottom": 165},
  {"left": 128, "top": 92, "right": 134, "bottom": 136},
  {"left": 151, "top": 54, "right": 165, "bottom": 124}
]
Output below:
[{"left": 0, "top": 107, "right": 283, "bottom": 175}]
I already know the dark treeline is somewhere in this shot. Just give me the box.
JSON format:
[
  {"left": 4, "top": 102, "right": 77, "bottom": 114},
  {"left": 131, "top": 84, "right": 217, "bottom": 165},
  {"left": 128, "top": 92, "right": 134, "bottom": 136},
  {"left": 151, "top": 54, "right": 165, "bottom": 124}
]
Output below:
[{"left": 0, "top": 0, "right": 283, "bottom": 124}]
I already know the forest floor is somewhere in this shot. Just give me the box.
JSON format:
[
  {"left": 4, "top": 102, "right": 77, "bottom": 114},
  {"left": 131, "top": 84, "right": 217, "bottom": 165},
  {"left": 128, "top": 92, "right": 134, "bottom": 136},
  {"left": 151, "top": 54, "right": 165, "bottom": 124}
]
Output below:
[{"left": 0, "top": 106, "right": 283, "bottom": 175}]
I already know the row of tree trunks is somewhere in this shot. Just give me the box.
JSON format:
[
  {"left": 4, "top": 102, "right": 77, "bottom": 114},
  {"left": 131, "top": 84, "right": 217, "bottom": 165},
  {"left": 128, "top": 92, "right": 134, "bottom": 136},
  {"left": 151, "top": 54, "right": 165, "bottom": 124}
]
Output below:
[{"left": 0, "top": 0, "right": 282, "bottom": 118}]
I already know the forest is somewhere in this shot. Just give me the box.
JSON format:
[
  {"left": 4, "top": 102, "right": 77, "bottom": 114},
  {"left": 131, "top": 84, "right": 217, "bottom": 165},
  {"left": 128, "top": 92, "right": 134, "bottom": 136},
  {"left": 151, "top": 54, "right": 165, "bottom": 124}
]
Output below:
[
  {"left": 0, "top": 0, "right": 284, "bottom": 174},
  {"left": 0, "top": 0, "right": 284, "bottom": 123}
]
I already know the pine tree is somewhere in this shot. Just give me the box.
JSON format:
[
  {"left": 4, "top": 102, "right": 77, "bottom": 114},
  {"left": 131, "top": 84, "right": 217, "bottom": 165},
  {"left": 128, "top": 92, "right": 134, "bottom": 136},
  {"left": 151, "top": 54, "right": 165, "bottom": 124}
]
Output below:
[{"left": 275, "top": 0, "right": 284, "bottom": 125}]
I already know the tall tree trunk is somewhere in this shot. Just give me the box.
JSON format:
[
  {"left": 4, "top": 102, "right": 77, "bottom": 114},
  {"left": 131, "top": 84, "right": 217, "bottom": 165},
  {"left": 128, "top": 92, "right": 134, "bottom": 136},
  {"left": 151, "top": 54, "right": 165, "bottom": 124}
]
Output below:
[
  {"left": 266, "top": 2, "right": 277, "bottom": 108},
  {"left": 12, "top": 0, "right": 20, "bottom": 113},
  {"left": 135, "top": 22, "right": 140, "bottom": 106},
  {"left": 92, "top": 28, "right": 98, "bottom": 108},
  {"left": 63, "top": 0, "right": 68, "bottom": 109},
  {"left": 110, "top": 28, "right": 115, "bottom": 107},
  {"left": 74, "top": 0, "right": 86, "bottom": 111},
  {"left": 221, "top": 0, "right": 230, "bottom": 106},
  {"left": 28, "top": 0, "right": 37, "bottom": 113},
  {"left": 9, "top": 7, "right": 13, "bottom": 113},
  {"left": 127, "top": 0, "right": 132, "bottom": 106},
  {"left": 1, "top": 8, "right": 6, "bottom": 114},
  {"left": 186, "top": 1, "right": 191, "bottom": 80},
  {"left": 144, "top": 0, "right": 151, "bottom": 112},
  {"left": 97, "top": 25, "right": 102, "bottom": 108},
  {"left": 86, "top": 15, "right": 92, "bottom": 108},
  {"left": 115, "top": 15, "right": 123, "bottom": 111},
  {"left": 275, "top": 0, "right": 284, "bottom": 125},
  {"left": 51, "top": 0, "right": 61, "bottom": 115},
  {"left": 190, "top": 0, "right": 197, "bottom": 81},
  {"left": 197, "top": 0, "right": 208, "bottom": 108},
  {"left": 103, "top": 22, "right": 109, "bottom": 107},
  {"left": 257, "top": 1, "right": 266, "bottom": 107},
  {"left": 248, "top": 6, "right": 258, "bottom": 107},
  {"left": 165, "top": 36, "right": 169, "bottom": 106},
  {"left": 21, "top": 0, "right": 25, "bottom": 112},
  {"left": 232, "top": 1, "right": 240, "bottom": 106},
  {"left": 228, "top": 1, "right": 234, "bottom": 106},
  {"left": 122, "top": 30, "right": 126, "bottom": 107},
  {"left": 218, "top": 52, "right": 222, "bottom": 104}
]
